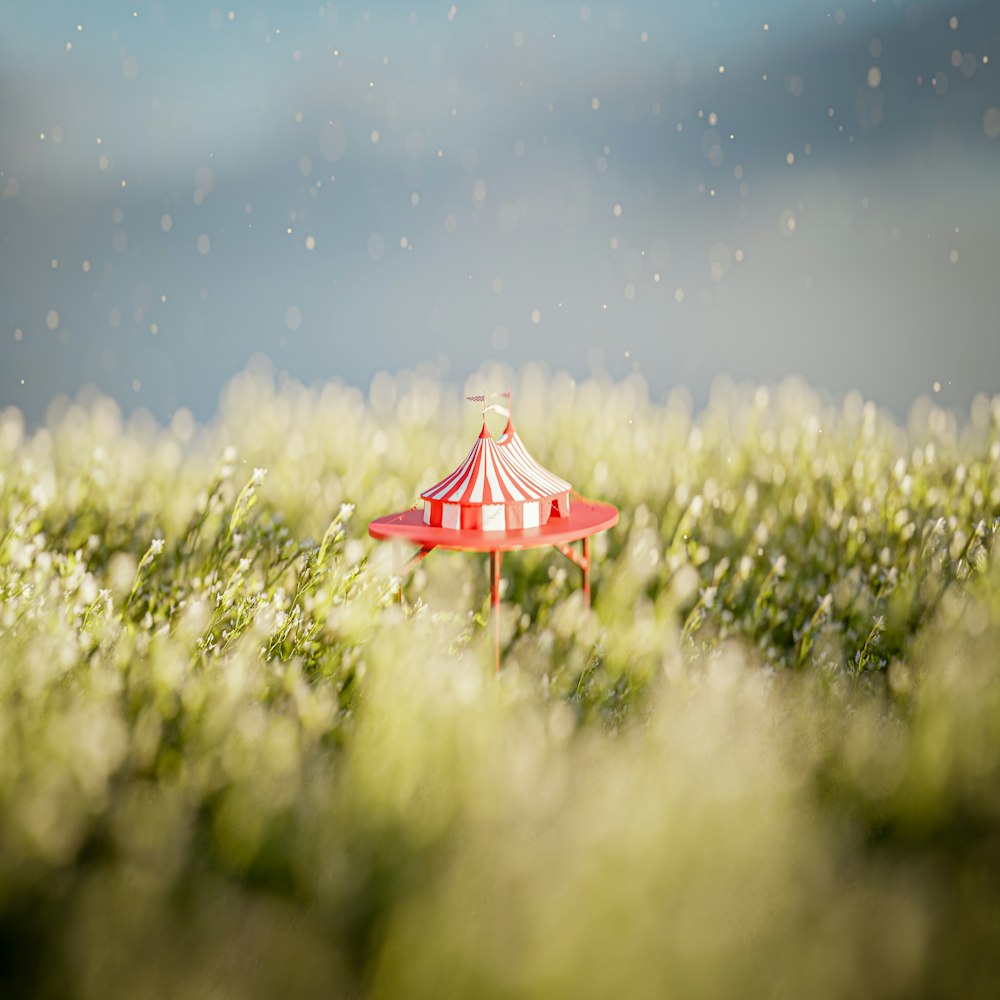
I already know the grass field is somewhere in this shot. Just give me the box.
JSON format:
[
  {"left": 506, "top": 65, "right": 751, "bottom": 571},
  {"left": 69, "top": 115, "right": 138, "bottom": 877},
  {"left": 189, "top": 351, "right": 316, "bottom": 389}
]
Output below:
[{"left": 2, "top": 364, "right": 1000, "bottom": 999}]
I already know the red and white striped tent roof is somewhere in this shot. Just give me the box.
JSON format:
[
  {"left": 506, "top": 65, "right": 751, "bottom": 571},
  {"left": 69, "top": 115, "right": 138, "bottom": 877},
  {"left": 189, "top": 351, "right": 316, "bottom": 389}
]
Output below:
[{"left": 421, "top": 417, "right": 571, "bottom": 507}]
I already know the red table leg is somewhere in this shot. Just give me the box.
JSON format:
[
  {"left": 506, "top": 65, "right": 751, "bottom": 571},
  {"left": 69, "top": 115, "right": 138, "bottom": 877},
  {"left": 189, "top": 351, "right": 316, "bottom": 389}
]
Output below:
[
  {"left": 554, "top": 538, "right": 591, "bottom": 626},
  {"left": 490, "top": 549, "right": 502, "bottom": 675},
  {"left": 398, "top": 545, "right": 434, "bottom": 605}
]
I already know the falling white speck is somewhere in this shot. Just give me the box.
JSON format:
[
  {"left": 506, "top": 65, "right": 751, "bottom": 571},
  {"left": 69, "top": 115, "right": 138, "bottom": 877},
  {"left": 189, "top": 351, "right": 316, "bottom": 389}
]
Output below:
[
  {"left": 286, "top": 305, "right": 302, "bottom": 331},
  {"left": 46, "top": 310, "right": 59, "bottom": 330},
  {"left": 197, "top": 235, "right": 211, "bottom": 254}
]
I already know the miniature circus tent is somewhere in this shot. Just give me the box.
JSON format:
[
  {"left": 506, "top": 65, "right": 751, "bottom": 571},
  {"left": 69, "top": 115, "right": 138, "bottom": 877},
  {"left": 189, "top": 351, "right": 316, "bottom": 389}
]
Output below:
[{"left": 421, "top": 417, "right": 571, "bottom": 532}]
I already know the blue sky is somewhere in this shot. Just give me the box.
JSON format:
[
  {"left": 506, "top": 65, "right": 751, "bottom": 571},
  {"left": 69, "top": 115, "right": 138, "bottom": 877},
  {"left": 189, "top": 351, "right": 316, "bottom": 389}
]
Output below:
[{"left": 2, "top": 0, "right": 999, "bottom": 422}]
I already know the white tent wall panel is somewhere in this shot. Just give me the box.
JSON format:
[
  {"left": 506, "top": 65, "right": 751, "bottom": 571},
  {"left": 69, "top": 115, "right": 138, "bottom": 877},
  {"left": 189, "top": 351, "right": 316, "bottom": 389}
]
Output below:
[
  {"left": 443, "top": 503, "right": 461, "bottom": 530},
  {"left": 481, "top": 504, "right": 505, "bottom": 532}
]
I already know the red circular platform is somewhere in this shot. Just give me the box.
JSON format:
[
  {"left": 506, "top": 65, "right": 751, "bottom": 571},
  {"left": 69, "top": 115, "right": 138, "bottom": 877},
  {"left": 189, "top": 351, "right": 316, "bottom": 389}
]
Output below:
[{"left": 368, "top": 498, "right": 619, "bottom": 552}]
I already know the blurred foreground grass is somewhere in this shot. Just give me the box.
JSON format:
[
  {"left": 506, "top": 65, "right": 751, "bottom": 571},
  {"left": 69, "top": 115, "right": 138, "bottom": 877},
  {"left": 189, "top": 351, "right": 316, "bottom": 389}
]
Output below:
[{"left": 2, "top": 362, "right": 1000, "bottom": 998}]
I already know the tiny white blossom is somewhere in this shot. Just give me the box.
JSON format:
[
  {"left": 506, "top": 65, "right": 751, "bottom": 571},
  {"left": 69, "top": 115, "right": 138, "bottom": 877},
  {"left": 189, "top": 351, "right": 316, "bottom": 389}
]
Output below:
[
  {"left": 252, "top": 467, "right": 267, "bottom": 486},
  {"left": 339, "top": 502, "right": 355, "bottom": 522},
  {"left": 149, "top": 538, "right": 165, "bottom": 555}
]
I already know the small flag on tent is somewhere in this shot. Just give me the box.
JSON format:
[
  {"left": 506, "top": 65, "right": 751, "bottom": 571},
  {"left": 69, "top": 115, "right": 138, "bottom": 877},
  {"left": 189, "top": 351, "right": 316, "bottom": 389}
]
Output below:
[{"left": 465, "top": 390, "right": 512, "bottom": 403}]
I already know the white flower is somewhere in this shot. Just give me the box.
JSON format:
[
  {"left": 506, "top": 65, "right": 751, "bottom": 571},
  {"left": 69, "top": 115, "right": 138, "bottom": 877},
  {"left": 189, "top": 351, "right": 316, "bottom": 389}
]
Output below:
[
  {"left": 252, "top": 467, "right": 267, "bottom": 486},
  {"left": 149, "top": 538, "right": 165, "bottom": 556},
  {"left": 338, "top": 502, "right": 355, "bottom": 522}
]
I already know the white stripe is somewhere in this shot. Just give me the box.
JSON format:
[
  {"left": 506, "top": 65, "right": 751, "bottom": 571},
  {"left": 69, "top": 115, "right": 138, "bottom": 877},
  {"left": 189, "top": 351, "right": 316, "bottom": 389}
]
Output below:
[
  {"left": 468, "top": 450, "right": 487, "bottom": 502},
  {"left": 491, "top": 451, "right": 526, "bottom": 501},
  {"left": 510, "top": 434, "right": 570, "bottom": 491},
  {"left": 506, "top": 434, "right": 570, "bottom": 492},
  {"left": 500, "top": 437, "right": 564, "bottom": 498},
  {"left": 483, "top": 440, "right": 508, "bottom": 503},
  {"left": 501, "top": 433, "right": 550, "bottom": 488},
  {"left": 495, "top": 435, "right": 546, "bottom": 493}
]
